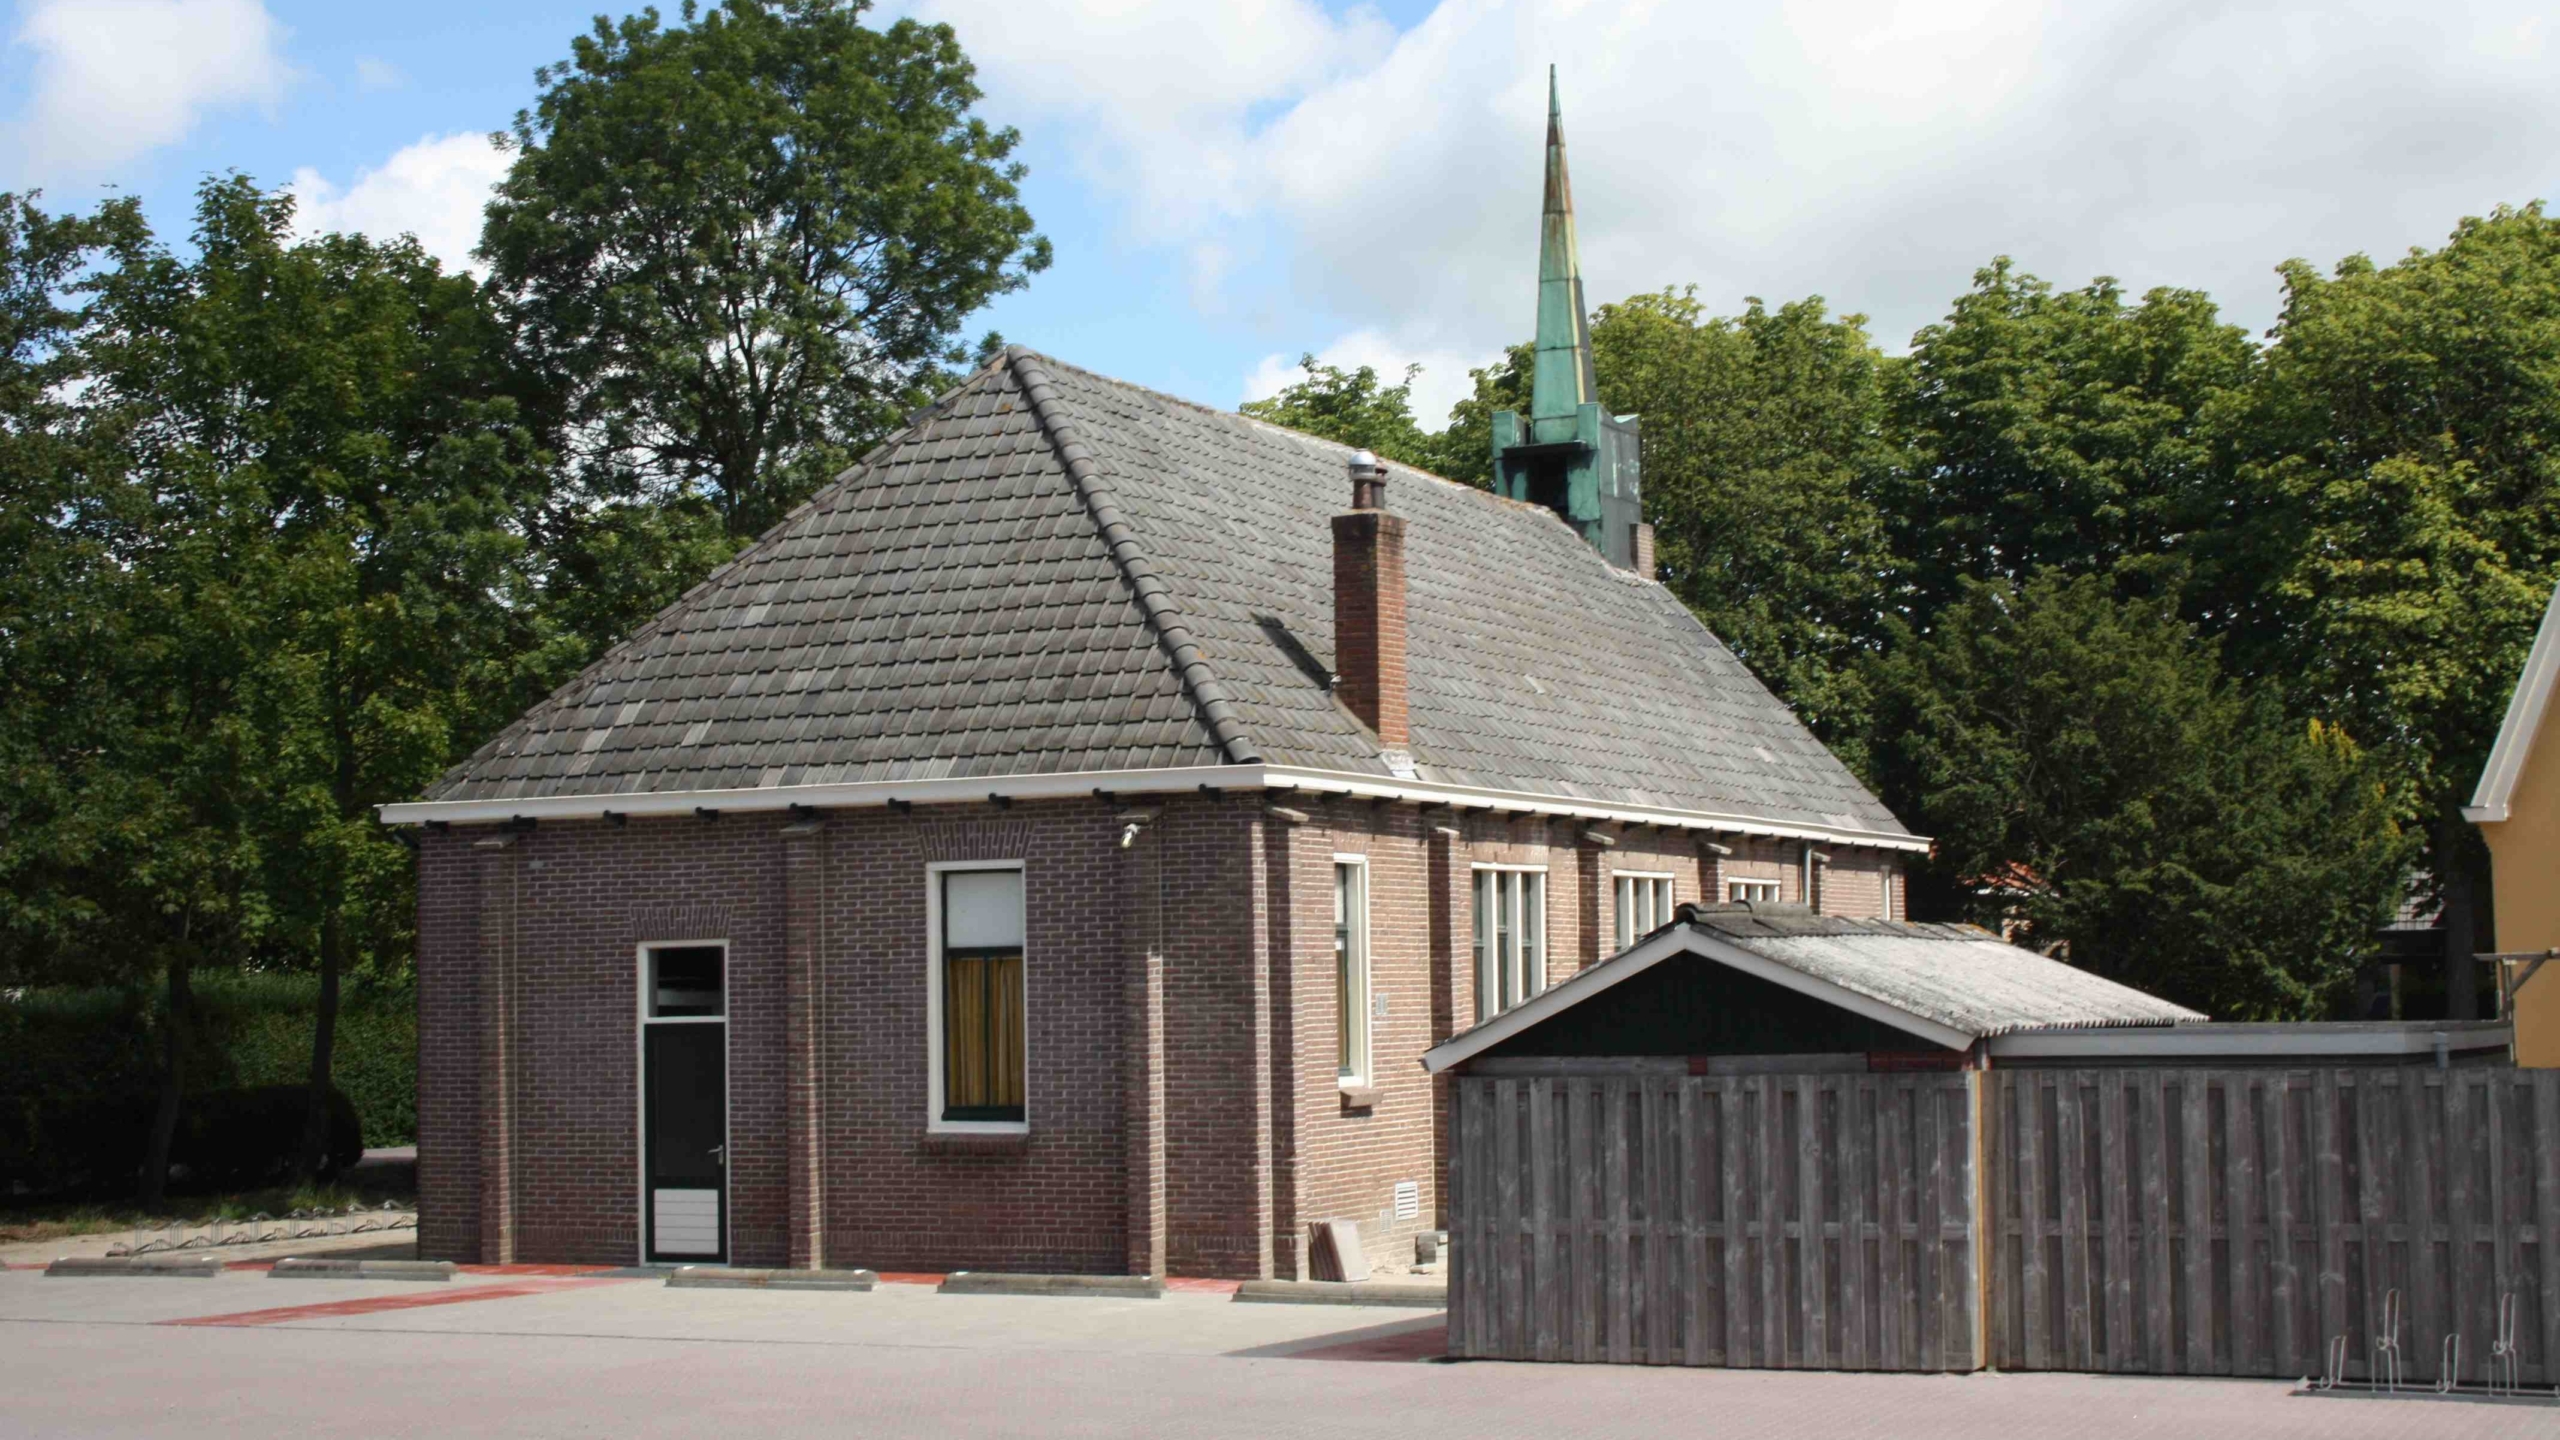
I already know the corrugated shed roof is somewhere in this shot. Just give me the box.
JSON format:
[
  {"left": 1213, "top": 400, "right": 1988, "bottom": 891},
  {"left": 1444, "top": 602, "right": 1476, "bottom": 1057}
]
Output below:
[
  {"left": 425, "top": 350, "right": 1908, "bottom": 838},
  {"left": 1423, "top": 904, "right": 2202, "bottom": 1072},
  {"left": 1692, "top": 912, "right": 2205, "bottom": 1037}
]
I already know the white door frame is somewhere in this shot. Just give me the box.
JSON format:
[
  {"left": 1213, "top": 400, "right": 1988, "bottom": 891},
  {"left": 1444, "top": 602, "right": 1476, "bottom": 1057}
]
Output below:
[{"left": 635, "top": 939, "right": 732, "bottom": 1264}]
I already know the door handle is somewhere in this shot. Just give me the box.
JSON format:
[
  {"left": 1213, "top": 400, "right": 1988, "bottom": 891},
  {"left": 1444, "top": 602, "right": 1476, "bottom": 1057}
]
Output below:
[{"left": 710, "top": 1144, "right": 726, "bottom": 1167}]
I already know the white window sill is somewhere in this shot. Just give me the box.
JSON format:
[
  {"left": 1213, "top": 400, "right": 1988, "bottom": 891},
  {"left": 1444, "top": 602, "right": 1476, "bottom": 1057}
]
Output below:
[{"left": 927, "top": 1120, "right": 1028, "bottom": 1136}]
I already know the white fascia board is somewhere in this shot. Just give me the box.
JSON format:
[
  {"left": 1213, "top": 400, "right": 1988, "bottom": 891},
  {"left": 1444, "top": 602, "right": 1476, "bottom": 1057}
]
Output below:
[
  {"left": 1421, "top": 925, "right": 1973, "bottom": 1074},
  {"left": 1260, "top": 767, "right": 1933, "bottom": 853},
  {"left": 377, "top": 765, "right": 1234, "bottom": 825},
  {"left": 2468, "top": 580, "right": 2560, "bottom": 819},
  {"left": 377, "top": 761, "right": 1935, "bottom": 853}
]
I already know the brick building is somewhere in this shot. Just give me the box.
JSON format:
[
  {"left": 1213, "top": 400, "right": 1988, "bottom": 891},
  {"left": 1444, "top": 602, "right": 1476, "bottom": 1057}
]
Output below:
[{"left": 385, "top": 85, "right": 1923, "bottom": 1277}]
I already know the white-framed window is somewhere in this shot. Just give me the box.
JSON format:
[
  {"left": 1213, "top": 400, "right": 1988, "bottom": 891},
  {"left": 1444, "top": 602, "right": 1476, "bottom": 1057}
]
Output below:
[
  {"left": 1729, "top": 878, "right": 1781, "bottom": 904},
  {"left": 1613, "top": 871, "right": 1676, "bottom": 952},
  {"left": 1333, "top": 857, "right": 1371, "bottom": 1085},
  {"left": 927, "top": 862, "right": 1026, "bottom": 1132},
  {"left": 1472, "top": 866, "right": 1547, "bottom": 1022}
]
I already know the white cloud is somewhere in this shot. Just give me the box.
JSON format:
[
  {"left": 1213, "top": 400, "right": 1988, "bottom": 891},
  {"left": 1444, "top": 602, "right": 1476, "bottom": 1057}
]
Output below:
[
  {"left": 909, "top": 0, "right": 2560, "bottom": 409},
  {"left": 7, "top": 0, "right": 289, "bottom": 180},
  {"left": 353, "top": 56, "right": 403, "bottom": 92},
  {"left": 287, "top": 132, "right": 510, "bottom": 275}
]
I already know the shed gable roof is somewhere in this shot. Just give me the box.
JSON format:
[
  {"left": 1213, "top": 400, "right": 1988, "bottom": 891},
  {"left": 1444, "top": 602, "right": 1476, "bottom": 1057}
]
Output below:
[
  {"left": 1422, "top": 905, "right": 2205, "bottom": 1072},
  {"left": 425, "top": 350, "right": 1908, "bottom": 840}
]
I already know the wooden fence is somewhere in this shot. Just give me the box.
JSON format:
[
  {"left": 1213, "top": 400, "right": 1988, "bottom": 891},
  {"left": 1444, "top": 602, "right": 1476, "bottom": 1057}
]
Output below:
[
  {"left": 1988, "top": 1067, "right": 2560, "bottom": 1384},
  {"left": 1446, "top": 1071, "right": 1980, "bottom": 1369}
]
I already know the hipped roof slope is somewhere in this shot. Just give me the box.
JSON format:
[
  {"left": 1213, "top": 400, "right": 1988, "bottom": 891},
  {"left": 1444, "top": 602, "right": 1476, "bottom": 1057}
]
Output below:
[{"left": 424, "top": 350, "right": 1908, "bottom": 841}]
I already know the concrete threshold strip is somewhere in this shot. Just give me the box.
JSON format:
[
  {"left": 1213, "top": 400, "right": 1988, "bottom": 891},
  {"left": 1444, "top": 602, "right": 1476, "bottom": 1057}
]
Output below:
[
  {"left": 1234, "top": 1280, "right": 1448, "bottom": 1308},
  {"left": 268, "top": 1258, "right": 456, "bottom": 1282},
  {"left": 938, "top": 1271, "right": 1164, "bottom": 1299},
  {"left": 46, "top": 1255, "right": 225, "bottom": 1278},
  {"left": 667, "top": 1266, "right": 876, "bottom": 1291}
]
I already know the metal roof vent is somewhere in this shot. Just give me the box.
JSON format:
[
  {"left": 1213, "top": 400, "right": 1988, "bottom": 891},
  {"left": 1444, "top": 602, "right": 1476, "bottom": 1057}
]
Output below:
[{"left": 1348, "top": 449, "right": 1387, "bottom": 510}]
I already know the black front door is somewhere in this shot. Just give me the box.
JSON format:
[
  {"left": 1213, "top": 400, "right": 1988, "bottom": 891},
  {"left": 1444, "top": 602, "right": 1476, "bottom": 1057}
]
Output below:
[{"left": 645, "top": 1022, "right": 726, "bottom": 1261}]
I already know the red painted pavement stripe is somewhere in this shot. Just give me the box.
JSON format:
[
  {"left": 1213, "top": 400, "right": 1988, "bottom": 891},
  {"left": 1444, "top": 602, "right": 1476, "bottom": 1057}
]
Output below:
[
  {"left": 1164, "top": 1278, "right": 1242, "bottom": 1295},
  {"left": 875, "top": 1272, "right": 946, "bottom": 1286},
  {"left": 159, "top": 1276, "right": 633, "bottom": 1328}
]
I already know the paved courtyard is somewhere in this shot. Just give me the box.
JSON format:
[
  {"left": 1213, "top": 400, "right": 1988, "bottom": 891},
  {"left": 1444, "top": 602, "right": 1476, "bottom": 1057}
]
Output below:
[{"left": 1, "top": 1255, "right": 2551, "bottom": 1439}]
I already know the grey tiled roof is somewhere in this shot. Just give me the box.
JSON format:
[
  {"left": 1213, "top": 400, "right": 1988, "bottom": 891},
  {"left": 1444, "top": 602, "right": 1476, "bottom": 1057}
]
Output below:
[{"left": 427, "top": 350, "right": 1909, "bottom": 838}]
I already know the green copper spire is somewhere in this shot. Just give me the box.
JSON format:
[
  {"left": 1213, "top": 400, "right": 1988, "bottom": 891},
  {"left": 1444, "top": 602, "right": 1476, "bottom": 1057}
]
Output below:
[
  {"left": 1530, "top": 65, "right": 1599, "bottom": 432},
  {"left": 1491, "top": 68, "right": 1645, "bottom": 570}
]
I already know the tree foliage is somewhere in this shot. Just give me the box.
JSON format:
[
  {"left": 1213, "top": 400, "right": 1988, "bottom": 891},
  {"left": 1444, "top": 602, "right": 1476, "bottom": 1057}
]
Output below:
[
  {"left": 2, "top": 178, "right": 557, "bottom": 1192},
  {"left": 2229, "top": 207, "right": 2560, "bottom": 1011},
  {"left": 483, "top": 0, "right": 1050, "bottom": 546},
  {"left": 1884, "top": 261, "right": 2257, "bottom": 625},
  {"left": 1240, "top": 354, "right": 1440, "bottom": 471},
  {"left": 1261, "top": 211, "right": 2560, "bottom": 1017},
  {"left": 1866, "top": 572, "right": 2410, "bottom": 1019},
  {"left": 1589, "top": 289, "right": 1896, "bottom": 751}
]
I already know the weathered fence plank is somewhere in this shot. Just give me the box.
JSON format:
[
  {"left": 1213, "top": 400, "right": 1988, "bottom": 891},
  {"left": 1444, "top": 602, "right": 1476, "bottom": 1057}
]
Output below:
[
  {"left": 1982, "top": 1066, "right": 2560, "bottom": 1385},
  {"left": 1448, "top": 1070, "right": 1978, "bottom": 1371}
]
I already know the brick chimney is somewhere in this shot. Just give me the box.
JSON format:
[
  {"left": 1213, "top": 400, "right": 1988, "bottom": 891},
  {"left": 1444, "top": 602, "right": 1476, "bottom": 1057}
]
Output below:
[{"left": 1333, "top": 450, "right": 1408, "bottom": 748}]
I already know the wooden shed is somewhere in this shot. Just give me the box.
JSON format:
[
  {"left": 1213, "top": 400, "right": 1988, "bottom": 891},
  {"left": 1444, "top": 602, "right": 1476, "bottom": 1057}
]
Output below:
[{"left": 1423, "top": 903, "right": 2552, "bottom": 1385}]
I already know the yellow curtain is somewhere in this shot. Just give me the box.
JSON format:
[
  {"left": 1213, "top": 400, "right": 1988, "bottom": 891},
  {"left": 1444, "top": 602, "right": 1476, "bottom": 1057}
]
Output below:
[{"left": 945, "top": 951, "right": 1023, "bottom": 1116}]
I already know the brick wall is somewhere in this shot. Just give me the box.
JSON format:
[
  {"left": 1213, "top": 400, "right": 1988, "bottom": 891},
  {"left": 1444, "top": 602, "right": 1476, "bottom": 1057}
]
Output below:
[
  {"left": 1285, "top": 799, "right": 1441, "bottom": 1277},
  {"left": 412, "top": 791, "right": 1911, "bottom": 1277}
]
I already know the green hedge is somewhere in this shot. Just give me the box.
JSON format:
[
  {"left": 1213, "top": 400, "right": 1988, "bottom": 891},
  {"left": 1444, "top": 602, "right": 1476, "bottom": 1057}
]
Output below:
[{"left": 0, "top": 974, "right": 415, "bottom": 1195}]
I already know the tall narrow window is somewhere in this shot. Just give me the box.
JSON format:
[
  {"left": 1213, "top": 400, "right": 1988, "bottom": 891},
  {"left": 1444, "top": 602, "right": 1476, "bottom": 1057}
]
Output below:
[
  {"left": 1472, "top": 867, "right": 1547, "bottom": 1022},
  {"left": 1334, "top": 860, "right": 1370, "bottom": 1084},
  {"left": 939, "top": 868, "right": 1025, "bottom": 1125},
  {"left": 1613, "top": 872, "right": 1675, "bottom": 952}
]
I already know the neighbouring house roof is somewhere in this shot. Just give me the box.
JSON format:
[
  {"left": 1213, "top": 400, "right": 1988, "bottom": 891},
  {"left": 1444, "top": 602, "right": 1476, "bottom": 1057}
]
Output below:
[
  {"left": 1422, "top": 903, "right": 2204, "bottom": 1070},
  {"left": 2465, "top": 578, "right": 2560, "bottom": 824},
  {"left": 402, "top": 350, "right": 1913, "bottom": 846}
]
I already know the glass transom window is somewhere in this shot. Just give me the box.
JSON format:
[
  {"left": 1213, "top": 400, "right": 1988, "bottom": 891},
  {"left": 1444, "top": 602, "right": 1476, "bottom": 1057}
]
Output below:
[
  {"left": 1472, "top": 867, "right": 1546, "bottom": 1022},
  {"left": 1614, "top": 873, "right": 1675, "bottom": 952}
]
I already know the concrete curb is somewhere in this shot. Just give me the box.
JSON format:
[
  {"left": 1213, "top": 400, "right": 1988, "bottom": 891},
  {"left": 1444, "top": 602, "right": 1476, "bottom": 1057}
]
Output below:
[
  {"left": 937, "top": 1271, "right": 1163, "bottom": 1299},
  {"left": 269, "top": 1258, "right": 456, "bottom": 1282},
  {"left": 1232, "top": 1279, "right": 1448, "bottom": 1308},
  {"left": 45, "top": 1255, "right": 224, "bottom": 1278},
  {"left": 667, "top": 1267, "right": 877, "bottom": 1291}
]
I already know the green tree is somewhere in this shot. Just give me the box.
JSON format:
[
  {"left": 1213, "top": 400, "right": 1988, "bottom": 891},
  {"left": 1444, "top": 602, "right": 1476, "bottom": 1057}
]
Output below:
[
  {"left": 0, "top": 198, "right": 278, "bottom": 1199},
  {"left": 2230, "top": 205, "right": 2560, "bottom": 1016},
  {"left": 0, "top": 192, "right": 270, "bottom": 1203},
  {"left": 1590, "top": 289, "right": 1897, "bottom": 751},
  {"left": 483, "top": 0, "right": 1050, "bottom": 557},
  {"left": 1866, "top": 571, "right": 2410, "bottom": 1019},
  {"left": 1430, "top": 342, "right": 1531, "bottom": 487},
  {"left": 55, "top": 177, "right": 557, "bottom": 1187},
  {"left": 1884, "top": 261, "right": 2257, "bottom": 628},
  {"left": 1240, "top": 354, "right": 1438, "bottom": 470}
]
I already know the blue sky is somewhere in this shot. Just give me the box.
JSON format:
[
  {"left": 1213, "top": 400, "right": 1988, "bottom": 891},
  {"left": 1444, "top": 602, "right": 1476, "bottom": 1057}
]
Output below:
[{"left": 8, "top": 0, "right": 2557, "bottom": 427}]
